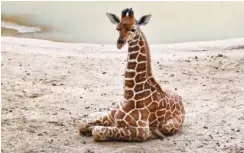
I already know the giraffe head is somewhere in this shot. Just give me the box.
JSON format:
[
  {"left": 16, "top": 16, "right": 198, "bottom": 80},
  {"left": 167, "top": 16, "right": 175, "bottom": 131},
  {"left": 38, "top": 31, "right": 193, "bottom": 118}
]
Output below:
[{"left": 106, "top": 8, "right": 152, "bottom": 49}]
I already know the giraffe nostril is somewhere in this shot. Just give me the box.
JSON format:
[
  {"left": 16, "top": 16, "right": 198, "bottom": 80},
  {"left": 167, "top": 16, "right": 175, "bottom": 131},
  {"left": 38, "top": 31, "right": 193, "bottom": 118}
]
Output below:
[{"left": 117, "top": 39, "right": 125, "bottom": 44}]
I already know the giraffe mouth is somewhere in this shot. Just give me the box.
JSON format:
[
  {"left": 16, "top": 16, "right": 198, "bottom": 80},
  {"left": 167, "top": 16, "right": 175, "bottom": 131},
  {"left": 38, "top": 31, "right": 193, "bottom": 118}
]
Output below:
[{"left": 117, "top": 43, "right": 125, "bottom": 49}]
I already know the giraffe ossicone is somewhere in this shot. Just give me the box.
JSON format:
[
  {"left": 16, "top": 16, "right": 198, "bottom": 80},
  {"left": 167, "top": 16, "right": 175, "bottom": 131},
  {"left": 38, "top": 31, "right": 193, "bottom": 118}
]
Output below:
[{"left": 79, "top": 8, "right": 185, "bottom": 142}]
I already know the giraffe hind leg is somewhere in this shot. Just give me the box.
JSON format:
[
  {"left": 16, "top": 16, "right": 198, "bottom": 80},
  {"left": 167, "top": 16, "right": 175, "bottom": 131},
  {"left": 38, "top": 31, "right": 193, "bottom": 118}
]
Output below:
[
  {"left": 92, "top": 126, "right": 152, "bottom": 142},
  {"left": 156, "top": 118, "right": 181, "bottom": 137}
]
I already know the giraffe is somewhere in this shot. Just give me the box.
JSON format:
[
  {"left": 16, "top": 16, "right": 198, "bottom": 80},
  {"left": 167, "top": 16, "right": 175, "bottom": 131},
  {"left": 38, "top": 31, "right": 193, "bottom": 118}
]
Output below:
[{"left": 78, "top": 8, "right": 185, "bottom": 142}]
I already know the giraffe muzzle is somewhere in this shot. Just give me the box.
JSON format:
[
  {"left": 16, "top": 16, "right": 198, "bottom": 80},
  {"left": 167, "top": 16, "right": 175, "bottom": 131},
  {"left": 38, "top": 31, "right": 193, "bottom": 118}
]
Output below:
[
  {"left": 117, "top": 39, "right": 125, "bottom": 44},
  {"left": 117, "top": 39, "right": 126, "bottom": 49}
]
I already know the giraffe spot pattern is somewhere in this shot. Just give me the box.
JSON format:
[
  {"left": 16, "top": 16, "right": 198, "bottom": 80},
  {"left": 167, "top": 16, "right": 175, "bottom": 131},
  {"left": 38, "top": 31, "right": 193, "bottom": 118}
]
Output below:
[
  {"left": 110, "top": 109, "right": 117, "bottom": 120},
  {"left": 139, "top": 41, "right": 144, "bottom": 46},
  {"left": 165, "top": 111, "right": 172, "bottom": 120},
  {"left": 166, "top": 103, "right": 170, "bottom": 110},
  {"left": 129, "top": 52, "right": 139, "bottom": 60},
  {"left": 136, "top": 63, "right": 147, "bottom": 72},
  {"left": 125, "top": 71, "right": 136, "bottom": 78},
  {"left": 129, "top": 46, "right": 140, "bottom": 52},
  {"left": 157, "top": 116, "right": 165, "bottom": 122},
  {"left": 134, "top": 83, "right": 144, "bottom": 92},
  {"left": 140, "top": 47, "right": 146, "bottom": 54},
  {"left": 143, "top": 96, "right": 153, "bottom": 106},
  {"left": 125, "top": 115, "right": 137, "bottom": 127},
  {"left": 122, "top": 100, "right": 135, "bottom": 112},
  {"left": 150, "top": 86, "right": 156, "bottom": 92},
  {"left": 158, "top": 100, "right": 164, "bottom": 109},
  {"left": 130, "top": 109, "right": 140, "bottom": 120},
  {"left": 135, "top": 72, "right": 146, "bottom": 82},
  {"left": 125, "top": 80, "right": 135, "bottom": 88},
  {"left": 137, "top": 54, "right": 146, "bottom": 62},
  {"left": 134, "top": 34, "right": 140, "bottom": 40},
  {"left": 148, "top": 112, "right": 157, "bottom": 121},
  {"left": 144, "top": 82, "right": 150, "bottom": 90},
  {"left": 156, "top": 109, "right": 166, "bottom": 117},
  {"left": 135, "top": 99, "right": 145, "bottom": 108},
  {"left": 124, "top": 90, "right": 134, "bottom": 100},
  {"left": 150, "top": 120, "right": 159, "bottom": 128},
  {"left": 129, "top": 41, "right": 138, "bottom": 46},
  {"left": 138, "top": 120, "right": 147, "bottom": 127},
  {"left": 134, "top": 90, "right": 151, "bottom": 100},
  {"left": 170, "top": 104, "right": 176, "bottom": 112},
  {"left": 129, "top": 128, "right": 137, "bottom": 137},
  {"left": 116, "top": 120, "right": 128, "bottom": 127},
  {"left": 151, "top": 92, "right": 159, "bottom": 101},
  {"left": 175, "top": 103, "right": 181, "bottom": 110},
  {"left": 140, "top": 108, "right": 149, "bottom": 120},
  {"left": 147, "top": 101, "right": 158, "bottom": 112},
  {"left": 137, "top": 128, "right": 147, "bottom": 139},
  {"left": 127, "top": 62, "right": 137, "bottom": 69}
]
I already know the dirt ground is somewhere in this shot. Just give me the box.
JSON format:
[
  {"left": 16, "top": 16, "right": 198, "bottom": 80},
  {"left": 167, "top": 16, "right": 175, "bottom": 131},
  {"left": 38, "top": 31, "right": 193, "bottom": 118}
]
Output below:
[{"left": 1, "top": 37, "right": 244, "bottom": 153}]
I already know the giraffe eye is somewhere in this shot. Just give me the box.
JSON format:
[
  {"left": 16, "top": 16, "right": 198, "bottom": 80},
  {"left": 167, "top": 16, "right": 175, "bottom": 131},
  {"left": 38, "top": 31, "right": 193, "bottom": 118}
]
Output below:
[{"left": 131, "top": 28, "right": 136, "bottom": 32}]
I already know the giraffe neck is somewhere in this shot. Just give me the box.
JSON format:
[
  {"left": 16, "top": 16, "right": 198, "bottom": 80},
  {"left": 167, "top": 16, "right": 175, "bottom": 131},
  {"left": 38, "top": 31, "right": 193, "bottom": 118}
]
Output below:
[
  {"left": 123, "top": 30, "right": 154, "bottom": 100},
  {"left": 128, "top": 30, "right": 152, "bottom": 77}
]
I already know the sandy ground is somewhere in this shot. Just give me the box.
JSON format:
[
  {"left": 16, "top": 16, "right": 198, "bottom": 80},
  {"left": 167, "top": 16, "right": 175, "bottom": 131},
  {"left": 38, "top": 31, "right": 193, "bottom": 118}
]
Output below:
[{"left": 1, "top": 37, "right": 244, "bottom": 153}]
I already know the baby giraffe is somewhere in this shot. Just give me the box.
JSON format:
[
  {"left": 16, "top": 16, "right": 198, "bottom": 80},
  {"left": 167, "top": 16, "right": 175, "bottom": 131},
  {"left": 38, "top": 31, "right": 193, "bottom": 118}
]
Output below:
[{"left": 79, "top": 8, "right": 185, "bottom": 142}]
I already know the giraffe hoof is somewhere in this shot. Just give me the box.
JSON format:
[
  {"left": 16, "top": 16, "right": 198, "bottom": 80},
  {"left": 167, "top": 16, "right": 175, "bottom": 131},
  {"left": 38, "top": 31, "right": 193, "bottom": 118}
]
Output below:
[
  {"left": 78, "top": 124, "right": 93, "bottom": 136},
  {"left": 92, "top": 126, "right": 107, "bottom": 141}
]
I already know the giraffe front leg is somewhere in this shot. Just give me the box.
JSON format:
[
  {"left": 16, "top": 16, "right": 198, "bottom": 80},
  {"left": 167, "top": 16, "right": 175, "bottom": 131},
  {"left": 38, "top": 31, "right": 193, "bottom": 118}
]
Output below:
[
  {"left": 92, "top": 126, "right": 152, "bottom": 142},
  {"left": 78, "top": 111, "right": 115, "bottom": 136},
  {"left": 78, "top": 118, "right": 94, "bottom": 136}
]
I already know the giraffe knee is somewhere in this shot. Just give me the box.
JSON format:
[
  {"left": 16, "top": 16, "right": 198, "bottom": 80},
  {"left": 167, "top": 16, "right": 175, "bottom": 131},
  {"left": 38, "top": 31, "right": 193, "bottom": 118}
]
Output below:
[{"left": 158, "top": 118, "right": 180, "bottom": 136}]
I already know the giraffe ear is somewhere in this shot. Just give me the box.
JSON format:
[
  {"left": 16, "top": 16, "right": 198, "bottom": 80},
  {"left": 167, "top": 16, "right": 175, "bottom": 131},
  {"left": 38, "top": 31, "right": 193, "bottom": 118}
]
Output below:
[
  {"left": 106, "top": 13, "right": 120, "bottom": 24},
  {"left": 137, "top": 14, "right": 152, "bottom": 26}
]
